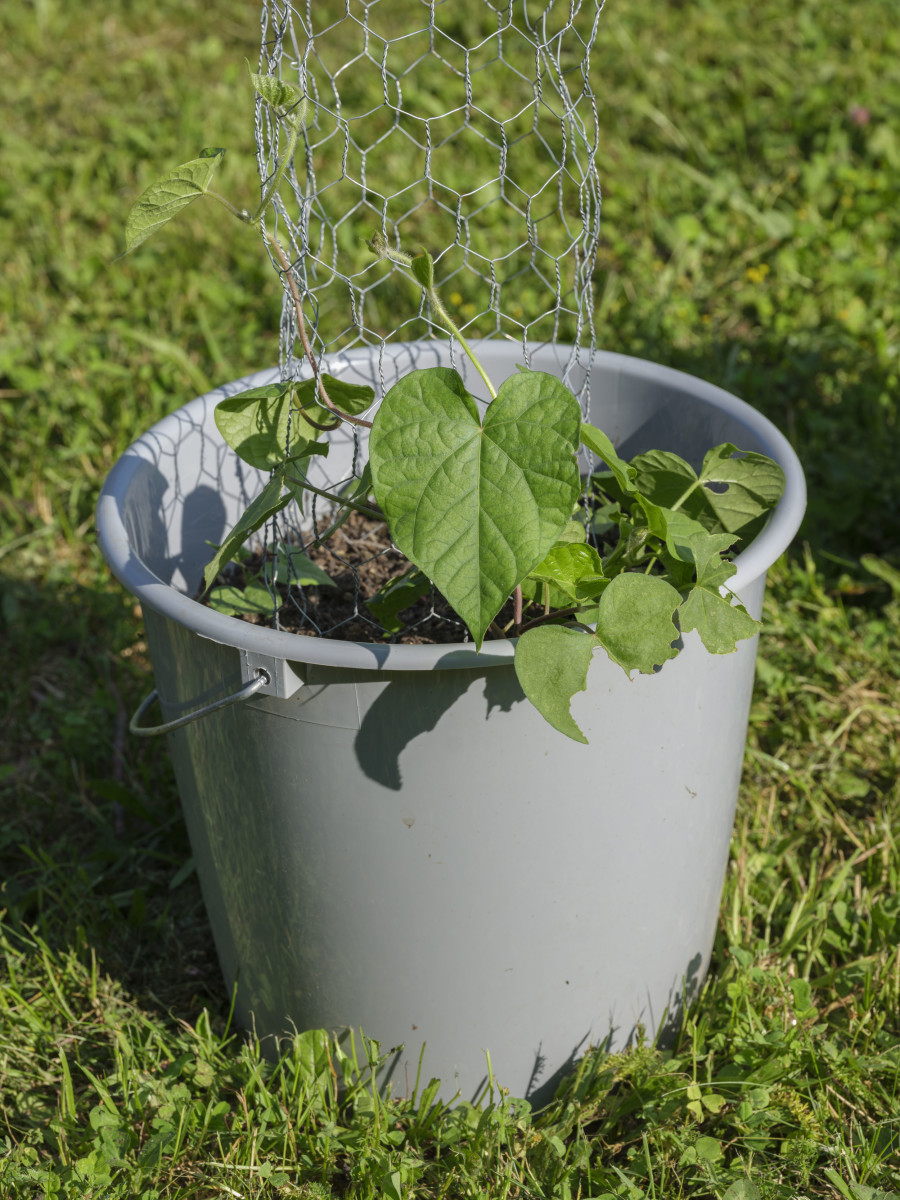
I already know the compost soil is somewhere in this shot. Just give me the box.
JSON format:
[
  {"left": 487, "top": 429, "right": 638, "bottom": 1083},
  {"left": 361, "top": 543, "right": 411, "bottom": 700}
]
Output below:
[{"left": 208, "top": 509, "right": 519, "bottom": 645}]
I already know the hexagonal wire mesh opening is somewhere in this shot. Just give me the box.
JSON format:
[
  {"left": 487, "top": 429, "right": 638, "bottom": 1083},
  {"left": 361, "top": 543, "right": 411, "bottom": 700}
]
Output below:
[{"left": 228, "top": 0, "right": 603, "bottom": 643}]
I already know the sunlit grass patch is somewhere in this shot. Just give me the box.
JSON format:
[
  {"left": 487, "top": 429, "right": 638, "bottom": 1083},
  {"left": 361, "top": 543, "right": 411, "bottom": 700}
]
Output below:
[{"left": 1, "top": 0, "right": 899, "bottom": 1193}]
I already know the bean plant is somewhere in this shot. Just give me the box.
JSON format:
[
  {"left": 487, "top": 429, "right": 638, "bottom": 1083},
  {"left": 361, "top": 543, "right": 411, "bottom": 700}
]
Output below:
[{"left": 124, "top": 70, "right": 785, "bottom": 741}]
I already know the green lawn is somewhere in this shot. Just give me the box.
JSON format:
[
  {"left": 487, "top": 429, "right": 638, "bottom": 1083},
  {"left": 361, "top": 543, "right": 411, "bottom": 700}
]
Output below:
[{"left": 1, "top": 0, "right": 899, "bottom": 1196}]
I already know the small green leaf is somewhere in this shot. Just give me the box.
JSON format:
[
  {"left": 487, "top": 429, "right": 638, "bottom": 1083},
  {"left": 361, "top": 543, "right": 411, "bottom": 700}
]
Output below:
[
  {"left": 522, "top": 520, "right": 592, "bottom": 608},
  {"left": 124, "top": 148, "right": 227, "bottom": 253},
  {"left": 207, "top": 582, "right": 275, "bottom": 616},
  {"left": 318, "top": 374, "right": 376, "bottom": 416},
  {"left": 722, "top": 1180, "right": 762, "bottom": 1200},
  {"left": 370, "top": 367, "right": 581, "bottom": 645},
  {"left": 593, "top": 573, "right": 681, "bottom": 674},
  {"left": 514, "top": 625, "right": 596, "bottom": 743},
  {"left": 696, "top": 444, "right": 786, "bottom": 534},
  {"left": 677, "top": 585, "right": 759, "bottom": 654},
  {"left": 666, "top": 521, "right": 735, "bottom": 573},
  {"left": 367, "top": 568, "right": 431, "bottom": 634},
  {"left": 695, "top": 1136, "right": 723, "bottom": 1162},
  {"left": 580, "top": 422, "right": 635, "bottom": 495},
  {"left": 789, "top": 977, "right": 813, "bottom": 1014},
  {"left": 633, "top": 492, "right": 670, "bottom": 541},
  {"left": 528, "top": 542, "right": 606, "bottom": 602},
  {"left": 202, "top": 472, "right": 291, "bottom": 592},
  {"left": 215, "top": 384, "right": 303, "bottom": 470},
  {"left": 411, "top": 250, "right": 435, "bottom": 289},
  {"left": 248, "top": 67, "right": 307, "bottom": 126},
  {"left": 273, "top": 547, "right": 336, "bottom": 588},
  {"left": 630, "top": 448, "right": 698, "bottom": 509}
]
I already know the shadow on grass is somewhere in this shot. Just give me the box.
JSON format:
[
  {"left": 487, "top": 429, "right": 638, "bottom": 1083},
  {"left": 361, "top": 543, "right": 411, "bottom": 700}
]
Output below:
[{"left": 0, "top": 567, "right": 229, "bottom": 1027}]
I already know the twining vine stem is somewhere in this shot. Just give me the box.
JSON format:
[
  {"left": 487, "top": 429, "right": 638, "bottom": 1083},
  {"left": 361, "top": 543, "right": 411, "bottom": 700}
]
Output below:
[{"left": 262, "top": 228, "right": 374, "bottom": 430}]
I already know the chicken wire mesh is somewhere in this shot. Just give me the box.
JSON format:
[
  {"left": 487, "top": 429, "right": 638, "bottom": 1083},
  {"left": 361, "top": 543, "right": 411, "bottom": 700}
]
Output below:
[{"left": 239, "top": 0, "right": 604, "bottom": 641}]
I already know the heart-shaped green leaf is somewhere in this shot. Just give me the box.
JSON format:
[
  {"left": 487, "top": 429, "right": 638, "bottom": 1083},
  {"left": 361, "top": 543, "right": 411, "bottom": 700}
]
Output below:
[
  {"left": 124, "top": 148, "right": 226, "bottom": 253},
  {"left": 369, "top": 367, "right": 581, "bottom": 645}
]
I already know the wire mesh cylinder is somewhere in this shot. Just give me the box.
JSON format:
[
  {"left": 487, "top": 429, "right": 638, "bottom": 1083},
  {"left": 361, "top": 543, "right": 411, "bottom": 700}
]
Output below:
[{"left": 256, "top": 0, "right": 603, "bottom": 386}]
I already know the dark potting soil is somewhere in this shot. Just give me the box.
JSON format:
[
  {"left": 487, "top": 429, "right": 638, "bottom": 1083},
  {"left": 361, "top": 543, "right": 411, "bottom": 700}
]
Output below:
[{"left": 207, "top": 509, "right": 520, "bottom": 645}]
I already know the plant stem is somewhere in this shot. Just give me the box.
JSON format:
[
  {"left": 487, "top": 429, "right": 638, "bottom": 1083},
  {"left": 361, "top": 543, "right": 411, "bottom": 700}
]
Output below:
[
  {"left": 249, "top": 120, "right": 303, "bottom": 226},
  {"left": 513, "top": 584, "right": 523, "bottom": 633},
  {"left": 207, "top": 191, "right": 247, "bottom": 220},
  {"left": 263, "top": 230, "right": 373, "bottom": 429},
  {"left": 427, "top": 287, "right": 497, "bottom": 401},
  {"left": 668, "top": 479, "right": 702, "bottom": 513},
  {"left": 285, "top": 474, "right": 383, "bottom": 521},
  {"left": 518, "top": 606, "right": 582, "bottom": 634},
  {"left": 370, "top": 239, "right": 498, "bottom": 400}
]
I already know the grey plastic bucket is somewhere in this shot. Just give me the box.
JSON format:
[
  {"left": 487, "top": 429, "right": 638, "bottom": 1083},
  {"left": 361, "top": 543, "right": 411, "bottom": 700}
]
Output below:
[{"left": 97, "top": 342, "right": 805, "bottom": 1104}]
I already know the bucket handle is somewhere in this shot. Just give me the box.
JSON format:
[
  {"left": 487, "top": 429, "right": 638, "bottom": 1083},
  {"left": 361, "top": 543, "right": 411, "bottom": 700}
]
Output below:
[{"left": 129, "top": 670, "right": 271, "bottom": 737}]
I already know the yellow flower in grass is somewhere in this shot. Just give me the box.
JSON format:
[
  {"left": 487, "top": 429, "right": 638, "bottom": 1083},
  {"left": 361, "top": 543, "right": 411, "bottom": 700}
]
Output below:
[{"left": 744, "top": 263, "right": 770, "bottom": 285}]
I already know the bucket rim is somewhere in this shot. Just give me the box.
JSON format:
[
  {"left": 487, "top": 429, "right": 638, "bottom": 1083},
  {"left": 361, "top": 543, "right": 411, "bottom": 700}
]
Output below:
[{"left": 96, "top": 342, "right": 806, "bottom": 672}]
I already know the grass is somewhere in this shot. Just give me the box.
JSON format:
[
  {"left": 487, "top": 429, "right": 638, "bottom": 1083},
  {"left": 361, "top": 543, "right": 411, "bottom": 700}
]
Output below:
[{"left": 1, "top": 0, "right": 899, "bottom": 1195}]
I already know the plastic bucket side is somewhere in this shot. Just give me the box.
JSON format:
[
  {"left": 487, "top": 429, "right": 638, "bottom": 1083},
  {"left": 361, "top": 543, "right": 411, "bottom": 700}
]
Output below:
[{"left": 97, "top": 344, "right": 805, "bottom": 1103}]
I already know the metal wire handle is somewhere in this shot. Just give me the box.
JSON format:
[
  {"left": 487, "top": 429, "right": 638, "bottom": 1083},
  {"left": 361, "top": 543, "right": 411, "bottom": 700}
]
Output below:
[{"left": 129, "top": 670, "right": 271, "bottom": 737}]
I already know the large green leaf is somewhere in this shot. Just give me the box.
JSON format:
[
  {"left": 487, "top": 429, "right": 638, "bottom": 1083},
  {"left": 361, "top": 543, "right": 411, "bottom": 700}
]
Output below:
[
  {"left": 369, "top": 367, "right": 581, "bottom": 645},
  {"left": 593, "top": 572, "right": 681, "bottom": 674},
  {"left": 514, "top": 624, "right": 596, "bottom": 743},
  {"left": 124, "top": 148, "right": 226, "bottom": 253}
]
